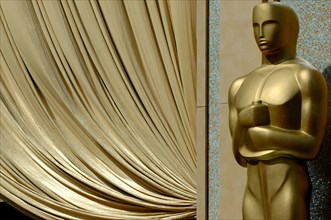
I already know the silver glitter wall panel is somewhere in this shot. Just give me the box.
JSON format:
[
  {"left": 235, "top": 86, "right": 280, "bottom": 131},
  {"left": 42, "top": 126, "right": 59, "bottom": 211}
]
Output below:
[
  {"left": 208, "top": 0, "right": 221, "bottom": 219},
  {"left": 282, "top": 1, "right": 331, "bottom": 219}
]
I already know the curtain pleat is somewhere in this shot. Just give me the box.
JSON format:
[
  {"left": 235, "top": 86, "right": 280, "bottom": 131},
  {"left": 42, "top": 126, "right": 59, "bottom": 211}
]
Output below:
[{"left": 0, "top": 0, "right": 197, "bottom": 219}]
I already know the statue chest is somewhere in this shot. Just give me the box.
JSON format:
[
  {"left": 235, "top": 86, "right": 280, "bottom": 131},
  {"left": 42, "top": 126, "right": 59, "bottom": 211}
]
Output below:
[{"left": 236, "top": 68, "right": 302, "bottom": 128}]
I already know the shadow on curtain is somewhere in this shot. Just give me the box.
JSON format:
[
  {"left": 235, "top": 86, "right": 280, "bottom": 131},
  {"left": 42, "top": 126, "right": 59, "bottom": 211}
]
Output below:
[{"left": 0, "top": 1, "right": 197, "bottom": 219}]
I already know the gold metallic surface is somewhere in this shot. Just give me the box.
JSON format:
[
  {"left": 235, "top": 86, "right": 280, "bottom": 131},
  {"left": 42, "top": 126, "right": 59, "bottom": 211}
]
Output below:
[{"left": 228, "top": 1, "right": 328, "bottom": 219}]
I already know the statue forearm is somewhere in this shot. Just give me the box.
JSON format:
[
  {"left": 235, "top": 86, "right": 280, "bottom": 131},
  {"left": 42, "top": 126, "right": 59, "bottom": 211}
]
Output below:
[{"left": 247, "top": 126, "right": 321, "bottom": 160}]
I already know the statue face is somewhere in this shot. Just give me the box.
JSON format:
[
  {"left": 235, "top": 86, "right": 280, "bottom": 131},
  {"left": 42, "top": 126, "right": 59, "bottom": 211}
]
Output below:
[
  {"left": 253, "top": 20, "right": 281, "bottom": 53},
  {"left": 252, "top": 4, "right": 284, "bottom": 55}
]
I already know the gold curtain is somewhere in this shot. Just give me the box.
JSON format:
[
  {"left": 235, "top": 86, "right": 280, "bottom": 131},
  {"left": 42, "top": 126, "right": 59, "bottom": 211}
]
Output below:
[{"left": 0, "top": 0, "right": 197, "bottom": 219}]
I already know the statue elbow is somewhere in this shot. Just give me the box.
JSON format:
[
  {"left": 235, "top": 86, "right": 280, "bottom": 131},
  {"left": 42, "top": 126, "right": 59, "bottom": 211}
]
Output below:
[{"left": 305, "top": 138, "right": 323, "bottom": 160}]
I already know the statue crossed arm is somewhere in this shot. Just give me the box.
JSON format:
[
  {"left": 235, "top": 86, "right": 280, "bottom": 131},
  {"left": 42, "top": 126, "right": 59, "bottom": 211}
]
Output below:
[{"left": 229, "top": 66, "right": 327, "bottom": 165}]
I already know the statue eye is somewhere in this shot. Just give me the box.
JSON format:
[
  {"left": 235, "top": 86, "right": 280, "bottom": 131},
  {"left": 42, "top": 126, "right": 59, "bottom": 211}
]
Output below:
[{"left": 262, "top": 20, "right": 279, "bottom": 26}]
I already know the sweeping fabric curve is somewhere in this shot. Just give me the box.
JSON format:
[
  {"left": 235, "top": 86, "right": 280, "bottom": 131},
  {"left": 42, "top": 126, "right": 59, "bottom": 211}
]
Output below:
[{"left": 0, "top": 0, "right": 197, "bottom": 219}]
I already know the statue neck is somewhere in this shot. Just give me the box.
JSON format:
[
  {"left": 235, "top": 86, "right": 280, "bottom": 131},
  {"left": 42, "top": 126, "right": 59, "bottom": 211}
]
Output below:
[{"left": 263, "top": 47, "right": 296, "bottom": 65}]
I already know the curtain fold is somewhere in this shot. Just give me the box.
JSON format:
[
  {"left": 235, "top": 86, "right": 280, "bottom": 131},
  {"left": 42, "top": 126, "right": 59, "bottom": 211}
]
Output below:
[{"left": 0, "top": 0, "right": 197, "bottom": 219}]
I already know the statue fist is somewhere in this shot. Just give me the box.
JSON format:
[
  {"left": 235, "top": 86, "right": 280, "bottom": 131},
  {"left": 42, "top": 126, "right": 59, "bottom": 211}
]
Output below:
[{"left": 238, "top": 100, "right": 270, "bottom": 127}]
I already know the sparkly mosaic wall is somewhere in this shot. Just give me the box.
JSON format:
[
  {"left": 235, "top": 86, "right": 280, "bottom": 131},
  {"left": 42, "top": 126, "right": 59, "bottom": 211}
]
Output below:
[
  {"left": 208, "top": 0, "right": 220, "bottom": 219},
  {"left": 209, "top": 0, "right": 330, "bottom": 219},
  {"left": 281, "top": 1, "right": 331, "bottom": 218},
  {"left": 282, "top": 0, "right": 330, "bottom": 72}
]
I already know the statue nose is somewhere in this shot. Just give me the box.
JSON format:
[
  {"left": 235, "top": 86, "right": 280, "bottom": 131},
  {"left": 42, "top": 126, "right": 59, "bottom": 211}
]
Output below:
[{"left": 259, "top": 26, "right": 264, "bottom": 38}]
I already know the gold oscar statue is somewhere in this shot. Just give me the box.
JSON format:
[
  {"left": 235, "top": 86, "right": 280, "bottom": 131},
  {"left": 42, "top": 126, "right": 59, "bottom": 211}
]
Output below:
[{"left": 228, "top": 0, "right": 328, "bottom": 219}]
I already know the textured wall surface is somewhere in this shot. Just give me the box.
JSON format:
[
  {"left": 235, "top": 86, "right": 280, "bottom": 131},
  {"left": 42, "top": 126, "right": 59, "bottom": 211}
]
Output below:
[
  {"left": 208, "top": 0, "right": 221, "bottom": 219},
  {"left": 283, "top": 0, "right": 331, "bottom": 71},
  {"left": 209, "top": 0, "right": 330, "bottom": 219}
]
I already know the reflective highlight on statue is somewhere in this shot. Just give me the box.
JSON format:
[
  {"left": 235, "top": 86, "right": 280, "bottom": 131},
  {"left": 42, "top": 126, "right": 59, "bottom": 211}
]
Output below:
[{"left": 228, "top": 1, "right": 328, "bottom": 219}]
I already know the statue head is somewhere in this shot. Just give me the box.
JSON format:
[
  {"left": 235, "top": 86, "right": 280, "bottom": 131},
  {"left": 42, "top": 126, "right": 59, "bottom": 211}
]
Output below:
[{"left": 252, "top": 1, "right": 299, "bottom": 62}]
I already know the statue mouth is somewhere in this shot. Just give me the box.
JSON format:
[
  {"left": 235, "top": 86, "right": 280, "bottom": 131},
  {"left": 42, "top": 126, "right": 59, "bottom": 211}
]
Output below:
[{"left": 259, "top": 39, "right": 268, "bottom": 45}]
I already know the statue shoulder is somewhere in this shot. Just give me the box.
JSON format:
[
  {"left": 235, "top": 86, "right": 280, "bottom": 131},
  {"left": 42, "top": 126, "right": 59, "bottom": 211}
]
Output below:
[
  {"left": 228, "top": 76, "right": 246, "bottom": 104},
  {"left": 295, "top": 65, "right": 324, "bottom": 84},
  {"left": 294, "top": 64, "right": 327, "bottom": 96},
  {"left": 289, "top": 58, "right": 323, "bottom": 81},
  {"left": 229, "top": 76, "right": 246, "bottom": 96}
]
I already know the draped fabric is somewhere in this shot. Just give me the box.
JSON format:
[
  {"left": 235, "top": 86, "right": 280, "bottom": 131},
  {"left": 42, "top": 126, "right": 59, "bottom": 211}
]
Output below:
[{"left": 0, "top": 0, "right": 197, "bottom": 219}]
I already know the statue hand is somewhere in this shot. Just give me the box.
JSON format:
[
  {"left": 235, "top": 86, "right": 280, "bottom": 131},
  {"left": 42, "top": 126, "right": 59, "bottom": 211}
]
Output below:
[{"left": 238, "top": 100, "right": 270, "bottom": 127}]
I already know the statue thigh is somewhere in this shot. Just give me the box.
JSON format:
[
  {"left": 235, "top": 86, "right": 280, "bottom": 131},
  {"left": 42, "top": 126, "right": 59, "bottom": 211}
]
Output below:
[
  {"left": 269, "top": 174, "right": 310, "bottom": 220},
  {"left": 243, "top": 186, "right": 264, "bottom": 219},
  {"left": 243, "top": 162, "right": 310, "bottom": 220}
]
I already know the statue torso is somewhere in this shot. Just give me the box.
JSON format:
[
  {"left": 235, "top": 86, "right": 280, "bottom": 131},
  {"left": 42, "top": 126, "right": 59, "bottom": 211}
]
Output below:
[
  {"left": 235, "top": 63, "right": 312, "bottom": 216},
  {"left": 236, "top": 64, "right": 302, "bottom": 130}
]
